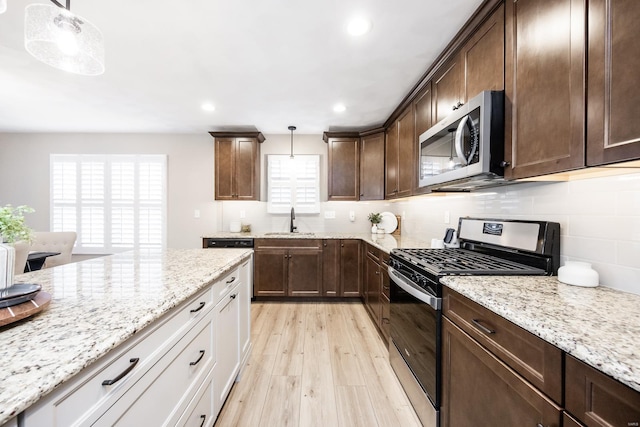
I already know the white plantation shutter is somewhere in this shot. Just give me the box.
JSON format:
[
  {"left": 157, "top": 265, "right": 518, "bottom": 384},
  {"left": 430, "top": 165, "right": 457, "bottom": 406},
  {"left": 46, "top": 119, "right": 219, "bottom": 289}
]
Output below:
[
  {"left": 50, "top": 154, "right": 167, "bottom": 254},
  {"left": 267, "top": 155, "right": 320, "bottom": 214}
]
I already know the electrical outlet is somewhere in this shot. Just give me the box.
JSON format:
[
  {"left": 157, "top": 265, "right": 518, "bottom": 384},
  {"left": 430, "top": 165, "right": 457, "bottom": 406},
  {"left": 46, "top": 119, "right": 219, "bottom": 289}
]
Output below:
[
  {"left": 324, "top": 210, "right": 336, "bottom": 219},
  {"left": 194, "top": 209, "right": 200, "bottom": 219},
  {"left": 240, "top": 210, "right": 246, "bottom": 218},
  {"left": 444, "top": 210, "right": 450, "bottom": 224},
  {"left": 349, "top": 211, "right": 355, "bottom": 221}
]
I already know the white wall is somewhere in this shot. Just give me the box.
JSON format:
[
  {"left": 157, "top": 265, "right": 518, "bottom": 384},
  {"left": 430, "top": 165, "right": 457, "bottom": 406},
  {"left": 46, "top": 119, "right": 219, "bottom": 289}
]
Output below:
[
  {"left": 0, "top": 133, "right": 218, "bottom": 249},
  {"left": 392, "top": 173, "right": 640, "bottom": 294},
  {"left": 217, "top": 133, "right": 390, "bottom": 233}
]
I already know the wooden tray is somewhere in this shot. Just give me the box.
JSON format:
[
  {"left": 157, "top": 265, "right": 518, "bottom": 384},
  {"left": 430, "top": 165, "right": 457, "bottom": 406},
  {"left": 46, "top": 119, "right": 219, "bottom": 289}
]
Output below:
[{"left": 0, "top": 291, "right": 51, "bottom": 327}]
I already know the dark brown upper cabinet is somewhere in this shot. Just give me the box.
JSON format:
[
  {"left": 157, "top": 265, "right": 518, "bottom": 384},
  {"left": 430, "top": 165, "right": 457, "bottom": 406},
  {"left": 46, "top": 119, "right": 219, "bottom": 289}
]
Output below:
[
  {"left": 327, "top": 136, "right": 360, "bottom": 201},
  {"left": 462, "top": 3, "right": 505, "bottom": 102},
  {"left": 587, "top": 0, "right": 640, "bottom": 166},
  {"left": 414, "top": 82, "right": 433, "bottom": 139},
  {"left": 210, "top": 132, "right": 264, "bottom": 201},
  {"left": 433, "top": 57, "right": 463, "bottom": 124},
  {"left": 504, "top": 0, "right": 586, "bottom": 179},
  {"left": 386, "top": 106, "right": 415, "bottom": 199},
  {"left": 359, "top": 131, "right": 385, "bottom": 200}
]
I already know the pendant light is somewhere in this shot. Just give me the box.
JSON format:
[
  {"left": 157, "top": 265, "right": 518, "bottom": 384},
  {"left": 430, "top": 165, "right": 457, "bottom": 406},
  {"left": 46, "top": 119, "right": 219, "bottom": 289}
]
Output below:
[
  {"left": 288, "top": 125, "right": 296, "bottom": 159},
  {"left": 24, "top": 0, "right": 105, "bottom": 76}
]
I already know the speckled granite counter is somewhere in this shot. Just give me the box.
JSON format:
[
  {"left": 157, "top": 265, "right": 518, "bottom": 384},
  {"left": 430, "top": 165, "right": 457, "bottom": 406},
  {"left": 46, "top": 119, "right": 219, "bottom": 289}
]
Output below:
[
  {"left": 442, "top": 275, "right": 640, "bottom": 393},
  {"left": 0, "top": 248, "right": 252, "bottom": 425},
  {"left": 202, "top": 231, "right": 431, "bottom": 254}
]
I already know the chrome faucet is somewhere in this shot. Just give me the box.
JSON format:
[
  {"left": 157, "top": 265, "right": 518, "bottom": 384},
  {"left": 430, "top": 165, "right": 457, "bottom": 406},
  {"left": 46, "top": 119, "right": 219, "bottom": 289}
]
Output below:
[{"left": 290, "top": 207, "right": 297, "bottom": 233}]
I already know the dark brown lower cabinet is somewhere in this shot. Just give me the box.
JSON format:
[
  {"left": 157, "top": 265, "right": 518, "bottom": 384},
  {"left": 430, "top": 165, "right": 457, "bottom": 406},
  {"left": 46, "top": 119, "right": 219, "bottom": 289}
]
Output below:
[
  {"left": 441, "top": 317, "right": 562, "bottom": 427},
  {"left": 322, "top": 239, "right": 362, "bottom": 297},
  {"left": 253, "top": 239, "right": 322, "bottom": 297},
  {"left": 565, "top": 354, "right": 640, "bottom": 427},
  {"left": 363, "top": 243, "right": 390, "bottom": 344},
  {"left": 563, "top": 412, "right": 584, "bottom": 427}
]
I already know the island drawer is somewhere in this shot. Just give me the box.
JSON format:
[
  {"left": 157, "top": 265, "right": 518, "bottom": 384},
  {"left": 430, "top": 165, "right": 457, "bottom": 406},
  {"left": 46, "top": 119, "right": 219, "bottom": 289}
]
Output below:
[
  {"left": 176, "top": 371, "right": 214, "bottom": 427},
  {"left": 443, "top": 287, "right": 562, "bottom": 403},
  {"left": 212, "top": 266, "right": 241, "bottom": 306},
  {"left": 94, "top": 309, "right": 215, "bottom": 426},
  {"left": 24, "top": 286, "right": 214, "bottom": 427}
]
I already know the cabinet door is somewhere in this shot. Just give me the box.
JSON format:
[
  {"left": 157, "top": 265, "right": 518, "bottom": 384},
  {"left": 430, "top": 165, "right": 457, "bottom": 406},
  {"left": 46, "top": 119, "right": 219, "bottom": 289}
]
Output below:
[
  {"left": 235, "top": 138, "right": 259, "bottom": 200},
  {"left": 587, "top": 0, "right": 640, "bottom": 165},
  {"left": 565, "top": 354, "right": 640, "bottom": 427},
  {"left": 385, "top": 122, "right": 399, "bottom": 198},
  {"left": 238, "top": 259, "right": 251, "bottom": 362},
  {"left": 433, "top": 56, "right": 462, "bottom": 123},
  {"left": 213, "top": 287, "right": 240, "bottom": 414},
  {"left": 214, "top": 138, "right": 235, "bottom": 200},
  {"left": 397, "top": 106, "right": 415, "bottom": 198},
  {"left": 359, "top": 133, "right": 385, "bottom": 200},
  {"left": 364, "top": 253, "right": 381, "bottom": 322},
  {"left": 414, "top": 82, "right": 433, "bottom": 138},
  {"left": 504, "top": 0, "right": 585, "bottom": 179},
  {"left": 340, "top": 240, "right": 361, "bottom": 297},
  {"left": 328, "top": 137, "right": 359, "bottom": 201},
  {"left": 322, "top": 240, "right": 340, "bottom": 297},
  {"left": 441, "top": 317, "right": 562, "bottom": 427},
  {"left": 288, "top": 249, "right": 323, "bottom": 297},
  {"left": 253, "top": 249, "right": 288, "bottom": 296},
  {"left": 462, "top": 3, "right": 505, "bottom": 101}
]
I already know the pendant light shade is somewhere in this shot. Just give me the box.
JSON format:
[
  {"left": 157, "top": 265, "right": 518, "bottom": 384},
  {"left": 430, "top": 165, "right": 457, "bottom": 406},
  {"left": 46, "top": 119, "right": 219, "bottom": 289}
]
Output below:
[{"left": 24, "top": 3, "right": 105, "bottom": 76}]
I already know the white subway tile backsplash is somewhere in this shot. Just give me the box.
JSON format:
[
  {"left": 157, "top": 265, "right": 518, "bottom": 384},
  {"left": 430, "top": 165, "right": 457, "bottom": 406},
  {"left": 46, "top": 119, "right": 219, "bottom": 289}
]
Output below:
[
  {"left": 616, "top": 241, "right": 640, "bottom": 269},
  {"left": 562, "top": 236, "right": 617, "bottom": 263}
]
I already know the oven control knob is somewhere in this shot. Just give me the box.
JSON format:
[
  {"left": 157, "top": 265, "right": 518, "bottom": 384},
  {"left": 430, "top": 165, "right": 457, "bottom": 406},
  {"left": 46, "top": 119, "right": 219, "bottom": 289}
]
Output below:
[{"left": 390, "top": 259, "right": 399, "bottom": 270}]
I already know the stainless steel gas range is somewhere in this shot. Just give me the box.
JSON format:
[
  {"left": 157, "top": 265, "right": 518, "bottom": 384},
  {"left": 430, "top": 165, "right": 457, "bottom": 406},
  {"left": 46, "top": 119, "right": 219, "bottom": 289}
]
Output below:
[{"left": 388, "top": 217, "right": 560, "bottom": 427}]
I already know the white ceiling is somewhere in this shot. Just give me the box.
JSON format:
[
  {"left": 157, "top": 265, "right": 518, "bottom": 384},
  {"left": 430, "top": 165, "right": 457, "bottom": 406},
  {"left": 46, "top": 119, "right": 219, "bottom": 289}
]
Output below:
[{"left": 0, "top": 0, "right": 483, "bottom": 134}]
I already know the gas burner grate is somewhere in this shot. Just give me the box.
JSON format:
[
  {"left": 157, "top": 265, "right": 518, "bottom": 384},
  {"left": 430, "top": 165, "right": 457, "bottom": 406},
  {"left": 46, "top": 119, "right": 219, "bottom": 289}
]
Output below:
[{"left": 394, "top": 248, "right": 546, "bottom": 275}]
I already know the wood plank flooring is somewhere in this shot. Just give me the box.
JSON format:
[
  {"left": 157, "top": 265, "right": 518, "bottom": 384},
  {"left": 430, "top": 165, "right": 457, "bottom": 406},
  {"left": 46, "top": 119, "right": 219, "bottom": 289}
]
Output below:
[{"left": 215, "top": 301, "right": 421, "bottom": 427}]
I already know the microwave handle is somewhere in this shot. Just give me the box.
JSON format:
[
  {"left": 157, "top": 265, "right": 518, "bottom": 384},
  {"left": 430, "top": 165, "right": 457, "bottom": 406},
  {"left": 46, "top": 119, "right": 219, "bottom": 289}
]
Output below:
[{"left": 454, "top": 114, "right": 477, "bottom": 165}]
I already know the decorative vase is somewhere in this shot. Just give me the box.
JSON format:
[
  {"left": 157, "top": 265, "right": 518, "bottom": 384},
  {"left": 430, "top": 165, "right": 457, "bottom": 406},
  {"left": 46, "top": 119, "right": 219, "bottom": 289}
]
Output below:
[
  {"left": 377, "top": 227, "right": 385, "bottom": 234},
  {"left": 0, "top": 242, "right": 16, "bottom": 295},
  {"left": 371, "top": 224, "right": 378, "bottom": 234}
]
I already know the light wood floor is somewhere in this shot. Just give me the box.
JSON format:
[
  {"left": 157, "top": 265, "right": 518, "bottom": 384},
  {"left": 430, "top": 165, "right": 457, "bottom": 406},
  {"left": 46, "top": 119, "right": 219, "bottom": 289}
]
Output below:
[{"left": 215, "top": 301, "right": 422, "bottom": 427}]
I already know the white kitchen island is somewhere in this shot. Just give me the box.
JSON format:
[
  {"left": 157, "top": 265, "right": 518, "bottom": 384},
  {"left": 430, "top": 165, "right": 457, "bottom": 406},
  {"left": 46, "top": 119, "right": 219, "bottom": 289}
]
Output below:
[{"left": 0, "top": 248, "right": 253, "bottom": 426}]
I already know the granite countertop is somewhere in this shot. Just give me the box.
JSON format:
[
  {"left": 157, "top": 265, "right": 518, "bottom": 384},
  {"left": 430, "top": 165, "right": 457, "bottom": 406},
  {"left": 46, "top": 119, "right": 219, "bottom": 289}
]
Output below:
[
  {"left": 442, "top": 275, "right": 640, "bottom": 393},
  {"left": 202, "top": 231, "right": 431, "bottom": 254},
  {"left": 0, "top": 248, "right": 253, "bottom": 425}
]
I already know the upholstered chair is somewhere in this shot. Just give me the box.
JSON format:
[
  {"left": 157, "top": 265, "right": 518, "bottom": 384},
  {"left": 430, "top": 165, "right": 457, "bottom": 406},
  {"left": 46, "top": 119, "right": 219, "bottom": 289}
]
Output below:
[
  {"left": 30, "top": 232, "right": 77, "bottom": 268},
  {"left": 13, "top": 241, "right": 30, "bottom": 274}
]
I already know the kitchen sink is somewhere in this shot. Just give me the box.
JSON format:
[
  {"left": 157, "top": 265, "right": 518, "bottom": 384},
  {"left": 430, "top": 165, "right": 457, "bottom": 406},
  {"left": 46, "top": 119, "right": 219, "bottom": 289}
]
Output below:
[{"left": 264, "top": 232, "right": 315, "bottom": 236}]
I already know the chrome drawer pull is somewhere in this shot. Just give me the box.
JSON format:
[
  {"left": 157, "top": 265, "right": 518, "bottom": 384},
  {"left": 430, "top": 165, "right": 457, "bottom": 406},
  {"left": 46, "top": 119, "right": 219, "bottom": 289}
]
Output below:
[
  {"left": 199, "top": 415, "right": 206, "bottom": 427},
  {"left": 190, "top": 350, "right": 205, "bottom": 366},
  {"left": 190, "top": 302, "right": 206, "bottom": 313},
  {"left": 102, "top": 358, "right": 139, "bottom": 386},
  {"left": 472, "top": 319, "right": 495, "bottom": 335}
]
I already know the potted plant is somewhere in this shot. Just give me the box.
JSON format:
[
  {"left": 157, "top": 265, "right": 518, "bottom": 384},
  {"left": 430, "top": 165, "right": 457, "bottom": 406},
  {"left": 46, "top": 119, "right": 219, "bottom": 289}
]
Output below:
[
  {"left": 367, "top": 212, "right": 382, "bottom": 234},
  {"left": 0, "top": 205, "right": 34, "bottom": 292},
  {"left": 0, "top": 204, "right": 35, "bottom": 244}
]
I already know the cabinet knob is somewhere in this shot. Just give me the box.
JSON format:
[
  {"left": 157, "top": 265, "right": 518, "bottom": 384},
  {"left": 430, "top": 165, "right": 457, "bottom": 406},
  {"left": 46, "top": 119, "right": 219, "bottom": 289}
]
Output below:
[
  {"left": 500, "top": 160, "right": 510, "bottom": 168},
  {"left": 360, "top": 193, "right": 364, "bottom": 197}
]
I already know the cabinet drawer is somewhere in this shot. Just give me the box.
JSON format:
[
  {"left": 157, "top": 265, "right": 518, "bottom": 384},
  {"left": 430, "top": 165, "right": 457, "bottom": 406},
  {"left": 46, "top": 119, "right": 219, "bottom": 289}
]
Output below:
[
  {"left": 26, "top": 287, "right": 214, "bottom": 426},
  {"left": 443, "top": 287, "right": 562, "bottom": 403},
  {"left": 96, "top": 310, "right": 215, "bottom": 426},
  {"left": 364, "top": 243, "right": 381, "bottom": 262},
  {"left": 565, "top": 355, "right": 640, "bottom": 427},
  {"left": 177, "top": 371, "right": 214, "bottom": 427},
  {"left": 212, "top": 266, "right": 241, "bottom": 306}
]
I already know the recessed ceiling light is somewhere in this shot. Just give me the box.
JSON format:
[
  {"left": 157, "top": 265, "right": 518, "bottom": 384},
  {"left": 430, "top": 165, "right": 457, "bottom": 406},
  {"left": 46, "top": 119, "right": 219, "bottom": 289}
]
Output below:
[
  {"left": 201, "top": 102, "right": 215, "bottom": 112},
  {"left": 333, "top": 103, "right": 346, "bottom": 113},
  {"left": 347, "top": 17, "right": 372, "bottom": 37}
]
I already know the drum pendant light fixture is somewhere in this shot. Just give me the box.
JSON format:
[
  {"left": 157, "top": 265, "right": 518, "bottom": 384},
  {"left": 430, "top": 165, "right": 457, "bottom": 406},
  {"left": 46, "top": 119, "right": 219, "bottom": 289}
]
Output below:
[
  {"left": 288, "top": 125, "right": 297, "bottom": 159},
  {"left": 24, "top": 0, "right": 105, "bottom": 76}
]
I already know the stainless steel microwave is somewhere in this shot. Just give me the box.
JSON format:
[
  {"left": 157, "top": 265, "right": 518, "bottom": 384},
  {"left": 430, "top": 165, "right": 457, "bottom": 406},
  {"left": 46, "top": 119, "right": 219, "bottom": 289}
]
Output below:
[{"left": 418, "top": 90, "right": 505, "bottom": 192}]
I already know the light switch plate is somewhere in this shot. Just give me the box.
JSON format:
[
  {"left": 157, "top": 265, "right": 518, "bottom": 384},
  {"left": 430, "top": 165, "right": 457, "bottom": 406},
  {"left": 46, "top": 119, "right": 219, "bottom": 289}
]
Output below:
[{"left": 194, "top": 209, "right": 201, "bottom": 219}]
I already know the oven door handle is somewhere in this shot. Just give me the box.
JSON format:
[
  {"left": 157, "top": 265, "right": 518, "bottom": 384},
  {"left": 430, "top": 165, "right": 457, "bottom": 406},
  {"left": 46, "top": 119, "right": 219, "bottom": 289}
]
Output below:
[{"left": 389, "top": 267, "right": 441, "bottom": 310}]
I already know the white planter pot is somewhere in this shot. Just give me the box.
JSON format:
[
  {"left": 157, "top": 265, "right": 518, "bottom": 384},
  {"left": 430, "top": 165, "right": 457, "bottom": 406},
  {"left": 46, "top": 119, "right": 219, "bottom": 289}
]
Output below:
[{"left": 0, "top": 242, "right": 16, "bottom": 294}]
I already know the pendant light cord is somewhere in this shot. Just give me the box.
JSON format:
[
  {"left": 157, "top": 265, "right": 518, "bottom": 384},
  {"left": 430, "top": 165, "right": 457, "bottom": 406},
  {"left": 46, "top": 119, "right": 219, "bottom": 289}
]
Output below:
[{"left": 288, "top": 125, "right": 296, "bottom": 159}]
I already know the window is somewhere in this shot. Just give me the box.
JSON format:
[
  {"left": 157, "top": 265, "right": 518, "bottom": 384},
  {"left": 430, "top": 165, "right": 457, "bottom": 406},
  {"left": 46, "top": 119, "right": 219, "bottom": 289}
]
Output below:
[
  {"left": 267, "top": 155, "right": 320, "bottom": 214},
  {"left": 51, "top": 154, "right": 167, "bottom": 254}
]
